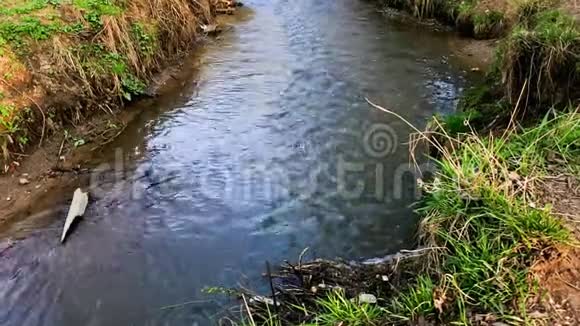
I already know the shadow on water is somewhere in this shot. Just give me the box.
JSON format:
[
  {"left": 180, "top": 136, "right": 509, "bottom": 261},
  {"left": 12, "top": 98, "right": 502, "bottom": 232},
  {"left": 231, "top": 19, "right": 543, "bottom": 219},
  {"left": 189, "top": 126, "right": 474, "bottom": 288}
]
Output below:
[{"left": 0, "top": 1, "right": 478, "bottom": 325}]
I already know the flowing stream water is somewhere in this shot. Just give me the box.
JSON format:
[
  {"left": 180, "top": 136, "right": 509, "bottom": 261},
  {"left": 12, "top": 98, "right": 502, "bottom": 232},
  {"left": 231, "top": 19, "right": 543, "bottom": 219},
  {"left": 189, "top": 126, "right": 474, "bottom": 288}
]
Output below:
[{"left": 0, "top": 0, "right": 477, "bottom": 325}]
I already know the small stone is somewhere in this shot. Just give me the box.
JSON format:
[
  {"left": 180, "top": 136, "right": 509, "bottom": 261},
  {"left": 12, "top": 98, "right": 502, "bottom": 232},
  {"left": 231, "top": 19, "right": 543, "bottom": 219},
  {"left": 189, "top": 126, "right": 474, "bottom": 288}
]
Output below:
[
  {"left": 381, "top": 275, "right": 389, "bottom": 282},
  {"left": 19, "top": 178, "right": 30, "bottom": 185},
  {"left": 35, "top": 185, "right": 41, "bottom": 189},
  {"left": 21, "top": 173, "right": 29, "bottom": 177},
  {"left": 471, "top": 67, "right": 480, "bottom": 72},
  {"left": 358, "top": 293, "right": 377, "bottom": 304},
  {"left": 6, "top": 197, "right": 11, "bottom": 201}
]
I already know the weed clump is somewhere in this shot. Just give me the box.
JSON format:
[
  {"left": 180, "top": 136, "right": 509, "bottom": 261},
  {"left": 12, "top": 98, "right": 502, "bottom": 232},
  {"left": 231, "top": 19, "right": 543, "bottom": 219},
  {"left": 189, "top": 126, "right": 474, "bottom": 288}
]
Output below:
[
  {"left": 312, "top": 289, "right": 384, "bottom": 325},
  {"left": 499, "top": 10, "right": 580, "bottom": 109},
  {"left": 454, "top": 0, "right": 506, "bottom": 39},
  {"left": 411, "top": 122, "right": 572, "bottom": 323},
  {"left": 449, "top": 8, "right": 578, "bottom": 128},
  {"left": 472, "top": 10, "right": 505, "bottom": 38},
  {"left": 369, "top": 113, "right": 574, "bottom": 324},
  {"left": 448, "top": 78, "right": 510, "bottom": 130}
]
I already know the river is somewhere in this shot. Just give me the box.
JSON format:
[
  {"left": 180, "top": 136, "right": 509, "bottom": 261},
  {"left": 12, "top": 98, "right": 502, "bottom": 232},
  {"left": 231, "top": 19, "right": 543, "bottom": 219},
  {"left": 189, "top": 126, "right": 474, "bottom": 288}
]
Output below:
[{"left": 0, "top": 0, "right": 476, "bottom": 325}]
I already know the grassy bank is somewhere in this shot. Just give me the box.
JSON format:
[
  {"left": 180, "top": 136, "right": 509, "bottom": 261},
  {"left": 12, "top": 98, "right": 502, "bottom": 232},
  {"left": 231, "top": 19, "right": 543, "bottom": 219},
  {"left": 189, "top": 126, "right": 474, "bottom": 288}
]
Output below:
[
  {"left": 395, "top": 111, "right": 577, "bottom": 324},
  {"left": 378, "top": 0, "right": 579, "bottom": 41},
  {"left": 377, "top": 0, "right": 508, "bottom": 39},
  {"left": 233, "top": 1, "right": 579, "bottom": 325},
  {"left": 0, "top": 0, "right": 219, "bottom": 166}
]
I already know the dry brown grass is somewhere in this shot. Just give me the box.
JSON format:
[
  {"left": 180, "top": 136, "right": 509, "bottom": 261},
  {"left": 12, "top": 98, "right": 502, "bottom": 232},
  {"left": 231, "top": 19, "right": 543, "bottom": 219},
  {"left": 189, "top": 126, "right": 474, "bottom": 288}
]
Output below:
[{"left": 0, "top": 0, "right": 217, "bottom": 166}]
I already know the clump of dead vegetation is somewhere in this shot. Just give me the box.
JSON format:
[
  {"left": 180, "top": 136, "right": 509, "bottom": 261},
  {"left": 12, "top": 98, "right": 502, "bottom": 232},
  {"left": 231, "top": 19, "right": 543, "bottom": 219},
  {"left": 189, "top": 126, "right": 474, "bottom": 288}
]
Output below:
[
  {"left": 0, "top": 0, "right": 232, "bottom": 168},
  {"left": 221, "top": 250, "right": 428, "bottom": 325}
]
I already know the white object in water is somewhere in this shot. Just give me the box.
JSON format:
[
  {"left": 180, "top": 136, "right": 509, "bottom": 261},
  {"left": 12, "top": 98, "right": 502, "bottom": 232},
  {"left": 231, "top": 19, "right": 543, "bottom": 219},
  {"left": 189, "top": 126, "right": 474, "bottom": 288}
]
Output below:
[{"left": 60, "top": 188, "right": 89, "bottom": 243}]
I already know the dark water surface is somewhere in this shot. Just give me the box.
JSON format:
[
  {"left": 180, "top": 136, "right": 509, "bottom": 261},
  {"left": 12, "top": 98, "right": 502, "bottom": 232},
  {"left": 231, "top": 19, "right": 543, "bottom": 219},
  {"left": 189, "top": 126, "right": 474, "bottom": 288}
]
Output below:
[{"left": 0, "top": 0, "right": 475, "bottom": 325}]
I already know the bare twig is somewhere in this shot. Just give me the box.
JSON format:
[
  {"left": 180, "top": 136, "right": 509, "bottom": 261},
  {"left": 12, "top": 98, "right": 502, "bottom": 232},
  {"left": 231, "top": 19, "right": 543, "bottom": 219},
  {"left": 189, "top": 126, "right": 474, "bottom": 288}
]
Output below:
[
  {"left": 557, "top": 273, "right": 580, "bottom": 291},
  {"left": 160, "top": 299, "right": 215, "bottom": 310},
  {"left": 90, "top": 123, "right": 127, "bottom": 151},
  {"left": 266, "top": 261, "right": 279, "bottom": 317},
  {"left": 298, "top": 247, "right": 309, "bottom": 271},
  {"left": 57, "top": 133, "right": 66, "bottom": 160},
  {"left": 502, "top": 79, "right": 528, "bottom": 140},
  {"left": 242, "top": 294, "right": 256, "bottom": 326}
]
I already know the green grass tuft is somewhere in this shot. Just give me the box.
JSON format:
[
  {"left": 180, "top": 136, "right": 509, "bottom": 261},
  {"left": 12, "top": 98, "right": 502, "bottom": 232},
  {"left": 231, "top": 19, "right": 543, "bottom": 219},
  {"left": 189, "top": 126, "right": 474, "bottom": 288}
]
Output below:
[
  {"left": 0, "top": 0, "right": 59, "bottom": 16},
  {"left": 73, "top": 0, "right": 123, "bottom": 29},
  {"left": 310, "top": 289, "right": 384, "bottom": 326},
  {"left": 473, "top": 10, "right": 504, "bottom": 38},
  {"left": 500, "top": 111, "right": 580, "bottom": 175},
  {"left": 407, "top": 111, "right": 575, "bottom": 323},
  {"left": 387, "top": 275, "right": 436, "bottom": 321}
]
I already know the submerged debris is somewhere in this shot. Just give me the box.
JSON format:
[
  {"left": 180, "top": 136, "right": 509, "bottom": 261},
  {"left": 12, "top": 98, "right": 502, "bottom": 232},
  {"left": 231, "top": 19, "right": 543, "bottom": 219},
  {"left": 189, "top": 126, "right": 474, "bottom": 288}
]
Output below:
[
  {"left": 231, "top": 249, "right": 428, "bottom": 325},
  {"left": 60, "top": 188, "right": 89, "bottom": 243}
]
